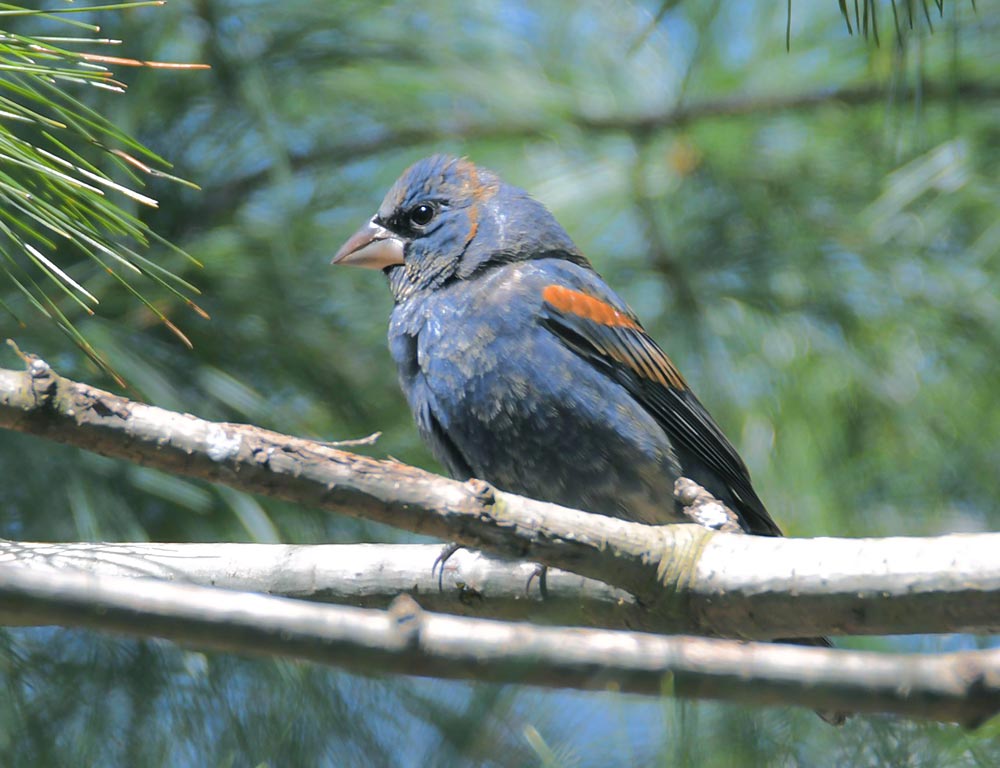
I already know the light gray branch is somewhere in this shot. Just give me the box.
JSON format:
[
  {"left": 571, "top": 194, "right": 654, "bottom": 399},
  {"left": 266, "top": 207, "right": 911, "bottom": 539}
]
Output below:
[
  {"left": 1, "top": 562, "right": 997, "bottom": 727},
  {"left": 0, "top": 540, "right": 638, "bottom": 629},
  {"left": 2, "top": 361, "right": 1000, "bottom": 639},
  {"left": 3, "top": 539, "right": 998, "bottom": 638}
]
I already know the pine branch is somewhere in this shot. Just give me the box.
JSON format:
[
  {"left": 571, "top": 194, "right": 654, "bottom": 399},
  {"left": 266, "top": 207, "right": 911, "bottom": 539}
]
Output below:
[
  {"left": 2, "top": 357, "right": 999, "bottom": 639},
  {"left": 0, "top": 562, "right": 997, "bottom": 726},
  {"left": 0, "top": 540, "right": 639, "bottom": 630},
  {"left": 0, "top": 3, "right": 208, "bottom": 379}
]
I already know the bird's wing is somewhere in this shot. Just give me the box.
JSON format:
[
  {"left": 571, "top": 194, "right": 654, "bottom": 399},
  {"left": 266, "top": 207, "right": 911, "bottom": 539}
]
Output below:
[{"left": 538, "top": 282, "right": 782, "bottom": 536}]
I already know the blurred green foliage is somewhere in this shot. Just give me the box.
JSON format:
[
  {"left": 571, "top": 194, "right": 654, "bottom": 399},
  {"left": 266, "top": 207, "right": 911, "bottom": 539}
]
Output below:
[{"left": 1, "top": 0, "right": 998, "bottom": 765}]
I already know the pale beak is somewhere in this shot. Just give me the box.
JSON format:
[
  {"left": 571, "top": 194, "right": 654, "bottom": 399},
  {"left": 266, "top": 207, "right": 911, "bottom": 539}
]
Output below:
[{"left": 331, "top": 219, "right": 406, "bottom": 269}]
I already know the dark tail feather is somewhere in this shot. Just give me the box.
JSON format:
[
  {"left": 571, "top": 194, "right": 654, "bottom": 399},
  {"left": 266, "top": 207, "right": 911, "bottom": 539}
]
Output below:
[{"left": 777, "top": 636, "right": 850, "bottom": 726}]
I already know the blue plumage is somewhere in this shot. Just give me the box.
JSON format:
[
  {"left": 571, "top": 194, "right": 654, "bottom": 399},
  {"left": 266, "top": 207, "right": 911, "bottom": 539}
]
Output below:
[
  {"left": 333, "top": 154, "right": 780, "bottom": 535},
  {"left": 334, "top": 156, "right": 846, "bottom": 723}
]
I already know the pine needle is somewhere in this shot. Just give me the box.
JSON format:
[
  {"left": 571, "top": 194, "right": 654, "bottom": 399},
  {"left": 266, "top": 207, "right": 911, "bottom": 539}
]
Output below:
[{"left": 0, "top": 2, "right": 209, "bottom": 380}]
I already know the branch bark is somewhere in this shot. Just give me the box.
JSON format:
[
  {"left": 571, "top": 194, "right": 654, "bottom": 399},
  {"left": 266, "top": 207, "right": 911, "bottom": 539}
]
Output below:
[
  {"left": 2, "top": 361, "right": 999, "bottom": 639},
  {"left": 1, "top": 562, "right": 997, "bottom": 727},
  {"left": 0, "top": 540, "right": 639, "bottom": 629}
]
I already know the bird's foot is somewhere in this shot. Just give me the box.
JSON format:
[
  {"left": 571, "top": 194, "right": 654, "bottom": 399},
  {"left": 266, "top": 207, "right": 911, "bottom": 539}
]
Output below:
[
  {"left": 432, "top": 542, "right": 462, "bottom": 592},
  {"left": 525, "top": 563, "right": 549, "bottom": 598}
]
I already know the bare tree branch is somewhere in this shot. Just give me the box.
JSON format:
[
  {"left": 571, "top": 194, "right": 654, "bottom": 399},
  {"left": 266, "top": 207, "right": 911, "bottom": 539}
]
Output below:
[
  {"left": 2, "top": 360, "right": 999, "bottom": 640},
  {"left": 0, "top": 540, "right": 638, "bottom": 629},
  {"left": 5, "top": 537, "right": 999, "bottom": 639},
  {"left": 1, "top": 562, "right": 997, "bottom": 727}
]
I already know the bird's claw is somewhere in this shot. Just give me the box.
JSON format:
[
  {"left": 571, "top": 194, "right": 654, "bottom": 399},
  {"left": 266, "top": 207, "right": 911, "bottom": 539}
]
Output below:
[
  {"left": 432, "top": 542, "right": 462, "bottom": 592},
  {"left": 525, "top": 562, "right": 549, "bottom": 598}
]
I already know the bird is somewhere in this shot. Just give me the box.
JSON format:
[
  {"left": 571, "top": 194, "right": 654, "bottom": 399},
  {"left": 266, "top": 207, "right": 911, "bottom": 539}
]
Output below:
[
  {"left": 333, "top": 154, "right": 781, "bottom": 536},
  {"left": 332, "top": 155, "right": 844, "bottom": 723}
]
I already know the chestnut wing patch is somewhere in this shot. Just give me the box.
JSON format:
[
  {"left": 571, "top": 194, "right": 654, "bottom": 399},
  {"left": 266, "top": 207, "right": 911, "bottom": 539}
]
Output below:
[
  {"left": 541, "top": 286, "right": 687, "bottom": 390},
  {"left": 540, "top": 284, "right": 780, "bottom": 536}
]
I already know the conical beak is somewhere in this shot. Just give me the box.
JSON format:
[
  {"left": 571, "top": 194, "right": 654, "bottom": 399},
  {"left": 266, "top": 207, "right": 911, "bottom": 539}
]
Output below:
[{"left": 332, "top": 219, "right": 406, "bottom": 269}]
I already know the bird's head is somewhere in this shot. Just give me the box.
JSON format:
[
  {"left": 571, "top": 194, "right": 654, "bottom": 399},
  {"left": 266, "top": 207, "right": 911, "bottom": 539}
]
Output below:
[{"left": 332, "top": 155, "right": 587, "bottom": 301}]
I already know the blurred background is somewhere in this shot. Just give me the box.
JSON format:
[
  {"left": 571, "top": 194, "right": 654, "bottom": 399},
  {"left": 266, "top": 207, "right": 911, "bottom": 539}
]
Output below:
[{"left": 2, "top": 0, "right": 999, "bottom": 765}]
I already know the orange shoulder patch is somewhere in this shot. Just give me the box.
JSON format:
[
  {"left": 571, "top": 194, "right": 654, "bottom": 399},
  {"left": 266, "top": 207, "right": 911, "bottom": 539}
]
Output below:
[
  {"left": 542, "top": 286, "right": 640, "bottom": 329},
  {"left": 543, "top": 285, "right": 688, "bottom": 390}
]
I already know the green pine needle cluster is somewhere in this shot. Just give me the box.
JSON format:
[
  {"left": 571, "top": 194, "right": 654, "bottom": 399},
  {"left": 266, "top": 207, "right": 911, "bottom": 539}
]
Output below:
[{"left": 0, "top": 1, "right": 204, "bottom": 382}]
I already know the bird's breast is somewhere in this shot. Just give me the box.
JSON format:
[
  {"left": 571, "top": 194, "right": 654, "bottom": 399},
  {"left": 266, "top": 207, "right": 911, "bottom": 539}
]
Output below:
[{"left": 387, "top": 277, "right": 683, "bottom": 524}]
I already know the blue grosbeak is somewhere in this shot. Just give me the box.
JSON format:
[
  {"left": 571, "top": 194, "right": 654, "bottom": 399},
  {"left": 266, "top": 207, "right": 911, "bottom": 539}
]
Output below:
[
  {"left": 333, "top": 155, "right": 845, "bottom": 723},
  {"left": 333, "top": 154, "right": 781, "bottom": 537}
]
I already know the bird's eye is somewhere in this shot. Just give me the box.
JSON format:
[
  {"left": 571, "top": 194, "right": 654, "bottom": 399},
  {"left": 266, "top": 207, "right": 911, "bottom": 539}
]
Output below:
[{"left": 407, "top": 203, "right": 436, "bottom": 227}]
